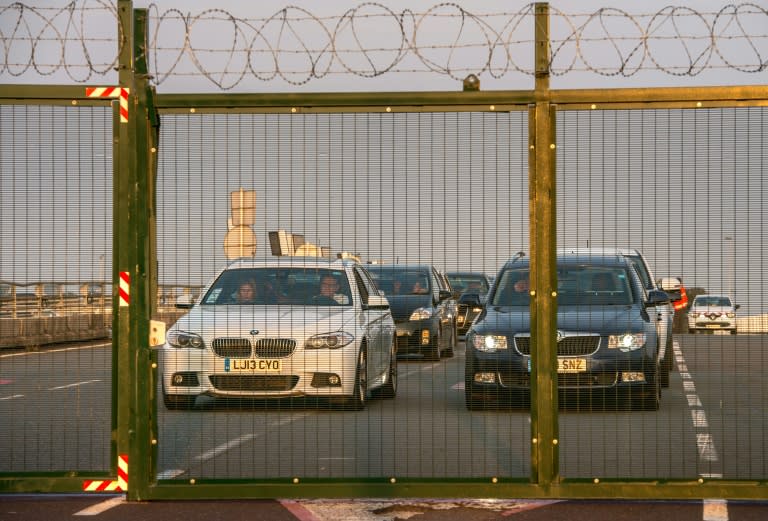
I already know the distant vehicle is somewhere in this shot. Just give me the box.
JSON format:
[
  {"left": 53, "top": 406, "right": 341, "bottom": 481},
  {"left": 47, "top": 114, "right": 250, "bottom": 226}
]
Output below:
[
  {"left": 687, "top": 294, "right": 739, "bottom": 335},
  {"left": 446, "top": 271, "right": 491, "bottom": 337},
  {"left": 366, "top": 264, "right": 457, "bottom": 360},
  {"left": 161, "top": 257, "right": 397, "bottom": 410},
  {"left": 464, "top": 252, "right": 669, "bottom": 411}
]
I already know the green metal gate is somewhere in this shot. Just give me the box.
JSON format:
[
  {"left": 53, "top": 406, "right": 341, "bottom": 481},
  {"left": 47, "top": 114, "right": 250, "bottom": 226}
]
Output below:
[{"left": 1, "top": 1, "right": 767, "bottom": 501}]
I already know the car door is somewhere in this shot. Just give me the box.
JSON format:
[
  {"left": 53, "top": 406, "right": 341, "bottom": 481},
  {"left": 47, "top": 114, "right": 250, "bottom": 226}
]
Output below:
[{"left": 353, "top": 267, "right": 390, "bottom": 378}]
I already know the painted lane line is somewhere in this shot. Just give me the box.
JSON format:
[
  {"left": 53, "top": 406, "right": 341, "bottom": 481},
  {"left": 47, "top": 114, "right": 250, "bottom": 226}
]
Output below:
[
  {"left": 195, "top": 413, "right": 311, "bottom": 463},
  {"left": 157, "top": 469, "right": 186, "bottom": 480},
  {"left": 48, "top": 379, "right": 102, "bottom": 390},
  {"left": 703, "top": 498, "right": 729, "bottom": 521},
  {"left": 672, "top": 340, "right": 725, "bottom": 487},
  {"left": 0, "top": 394, "right": 24, "bottom": 401},
  {"left": 74, "top": 495, "right": 125, "bottom": 516}
]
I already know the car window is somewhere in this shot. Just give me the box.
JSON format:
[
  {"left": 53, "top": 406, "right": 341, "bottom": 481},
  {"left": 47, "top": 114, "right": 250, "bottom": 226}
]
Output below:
[
  {"left": 491, "top": 266, "right": 633, "bottom": 306},
  {"left": 447, "top": 275, "right": 489, "bottom": 294},
  {"left": 367, "top": 267, "right": 431, "bottom": 296},
  {"left": 201, "top": 268, "right": 352, "bottom": 306},
  {"left": 625, "top": 255, "right": 653, "bottom": 289}
]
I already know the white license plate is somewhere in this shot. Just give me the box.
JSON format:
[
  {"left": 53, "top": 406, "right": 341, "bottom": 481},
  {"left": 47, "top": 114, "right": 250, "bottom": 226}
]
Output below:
[
  {"left": 557, "top": 358, "right": 587, "bottom": 373},
  {"left": 224, "top": 358, "right": 282, "bottom": 373},
  {"left": 527, "top": 358, "right": 587, "bottom": 373},
  {"left": 705, "top": 324, "right": 720, "bottom": 329}
]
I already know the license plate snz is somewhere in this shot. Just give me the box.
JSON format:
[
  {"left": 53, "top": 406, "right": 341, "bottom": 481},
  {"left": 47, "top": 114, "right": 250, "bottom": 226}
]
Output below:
[
  {"left": 527, "top": 358, "right": 587, "bottom": 373},
  {"left": 224, "top": 358, "right": 282, "bottom": 373}
]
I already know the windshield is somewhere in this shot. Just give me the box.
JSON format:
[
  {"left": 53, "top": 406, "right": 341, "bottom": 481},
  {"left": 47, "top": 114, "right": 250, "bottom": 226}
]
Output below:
[
  {"left": 201, "top": 268, "right": 352, "bottom": 306},
  {"left": 491, "top": 266, "right": 634, "bottom": 306},
  {"left": 367, "top": 267, "right": 431, "bottom": 296},
  {"left": 694, "top": 296, "right": 732, "bottom": 307},
  {"left": 446, "top": 274, "right": 489, "bottom": 294}
]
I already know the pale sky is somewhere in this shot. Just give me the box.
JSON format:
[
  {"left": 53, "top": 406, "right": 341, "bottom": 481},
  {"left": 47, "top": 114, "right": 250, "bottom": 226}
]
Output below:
[{"left": 1, "top": 1, "right": 766, "bottom": 315}]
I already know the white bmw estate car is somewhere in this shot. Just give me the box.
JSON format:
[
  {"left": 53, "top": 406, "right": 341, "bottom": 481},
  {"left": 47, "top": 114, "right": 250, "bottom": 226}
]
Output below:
[{"left": 161, "top": 257, "right": 397, "bottom": 410}]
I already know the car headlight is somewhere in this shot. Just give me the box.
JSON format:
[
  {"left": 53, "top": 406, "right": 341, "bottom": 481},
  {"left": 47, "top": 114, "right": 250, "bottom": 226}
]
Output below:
[
  {"left": 305, "top": 332, "right": 354, "bottom": 349},
  {"left": 726, "top": 312, "right": 736, "bottom": 318},
  {"left": 472, "top": 334, "right": 508, "bottom": 352},
  {"left": 607, "top": 333, "right": 646, "bottom": 352},
  {"left": 167, "top": 330, "right": 205, "bottom": 349},
  {"left": 410, "top": 307, "right": 433, "bottom": 321}
]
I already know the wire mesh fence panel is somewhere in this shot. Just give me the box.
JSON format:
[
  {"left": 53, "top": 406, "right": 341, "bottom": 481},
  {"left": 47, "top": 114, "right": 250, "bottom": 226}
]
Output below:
[
  {"left": 0, "top": 104, "right": 114, "bottom": 473},
  {"left": 556, "top": 107, "right": 768, "bottom": 480},
  {"left": 154, "top": 110, "right": 534, "bottom": 480}
]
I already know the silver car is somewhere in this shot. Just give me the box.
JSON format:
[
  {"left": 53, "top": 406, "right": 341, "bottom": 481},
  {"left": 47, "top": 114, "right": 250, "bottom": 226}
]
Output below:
[
  {"left": 161, "top": 257, "right": 397, "bottom": 409},
  {"left": 688, "top": 294, "right": 739, "bottom": 335}
]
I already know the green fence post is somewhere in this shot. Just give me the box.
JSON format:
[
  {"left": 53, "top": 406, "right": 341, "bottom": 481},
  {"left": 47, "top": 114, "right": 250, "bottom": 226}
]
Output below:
[
  {"left": 114, "top": 0, "right": 134, "bottom": 489},
  {"left": 529, "top": 2, "right": 559, "bottom": 490}
]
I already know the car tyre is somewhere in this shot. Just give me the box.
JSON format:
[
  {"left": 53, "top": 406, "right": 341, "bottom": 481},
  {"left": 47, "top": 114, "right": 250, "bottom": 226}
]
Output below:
[
  {"left": 442, "top": 326, "right": 455, "bottom": 358},
  {"left": 425, "top": 332, "right": 441, "bottom": 361},
  {"left": 377, "top": 342, "right": 398, "bottom": 399},
  {"left": 660, "top": 337, "right": 672, "bottom": 388},
  {"left": 634, "top": 371, "right": 660, "bottom": 411},
  {"left": 338, "top": 346, "right": 367, "bottom": 410}
]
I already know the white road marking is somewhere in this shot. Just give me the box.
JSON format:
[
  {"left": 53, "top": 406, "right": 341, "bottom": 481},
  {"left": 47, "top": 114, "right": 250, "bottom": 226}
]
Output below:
[
  {"left": 674, "top": 341, "right": 729, "bottom": 521},
  {"left": 153, "top": 412, "right": 316, "bottom": 480},
  {"left": 0, "top": 394, "right": 24, "bottom": 401},
  {"left": 48, "top": 379, "right": 101, "bottom": 390},
  {"left": 157, "top": 469, "right": 185, "bottom": 479},
  {"left": 703, "top": 498, "right": 729, "bottom": 521},
  {"left": 73, "top": 495, "right": 125, "bottom": 516}
]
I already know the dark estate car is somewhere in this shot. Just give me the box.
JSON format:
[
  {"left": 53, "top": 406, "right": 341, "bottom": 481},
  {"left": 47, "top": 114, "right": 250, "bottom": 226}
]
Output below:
[
  {"left": 367, "top": 264, "right": 457, "bottom": 360},
  {"left": 446, "top": 271, "right": 491, "bottom": 337},
  {"left": 463, "top": 253, "right": 670, "bottom": 411}
]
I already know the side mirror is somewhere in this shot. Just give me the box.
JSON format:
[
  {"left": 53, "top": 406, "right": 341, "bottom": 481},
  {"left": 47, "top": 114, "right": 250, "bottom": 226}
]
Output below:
[
  {"left": 735, "top": 304, "right": 741, "bottom": 310},
  {"left": 645, "top": 289, "right": 671, "bottom": 308},
  {"left": 438, "top": 289, "right": 453, "bottom": 302}
]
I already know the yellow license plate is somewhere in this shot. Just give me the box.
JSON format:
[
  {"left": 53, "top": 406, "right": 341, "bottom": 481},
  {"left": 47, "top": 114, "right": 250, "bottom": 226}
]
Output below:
[
  {"left": 225, "top": 358, "right": 282, "bottom": 373},
  {"left": 558, "top": 358, "right": 586, "bottom": 373}
]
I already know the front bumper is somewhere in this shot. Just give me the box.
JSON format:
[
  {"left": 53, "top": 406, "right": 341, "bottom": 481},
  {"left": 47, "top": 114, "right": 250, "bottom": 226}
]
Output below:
[
  {"left": 161, "top": 344, "right": 360, "bottom": 399},
  {"left": 394, "top": 318, "right": 438, "bottom": 355}
]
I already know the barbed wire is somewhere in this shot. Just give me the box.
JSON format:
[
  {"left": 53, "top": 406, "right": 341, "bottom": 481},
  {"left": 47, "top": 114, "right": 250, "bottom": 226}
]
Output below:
[{"left": 1, "top": 1, "right": 766, "bottom": 87}]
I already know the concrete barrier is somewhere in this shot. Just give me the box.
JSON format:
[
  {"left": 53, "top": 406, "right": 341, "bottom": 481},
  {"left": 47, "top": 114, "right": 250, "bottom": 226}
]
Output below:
[{"left": 0, "top": 312, "right": 112, "bottom": 349}]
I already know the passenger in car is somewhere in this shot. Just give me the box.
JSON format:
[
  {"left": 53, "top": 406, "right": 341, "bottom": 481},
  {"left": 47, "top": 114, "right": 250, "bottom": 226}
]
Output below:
[
  {"left": 313, "top": 274, "right": 342, "bottom": 305},
  {"left": 235, "top": 280, "right": 257, "bottom": 304}
]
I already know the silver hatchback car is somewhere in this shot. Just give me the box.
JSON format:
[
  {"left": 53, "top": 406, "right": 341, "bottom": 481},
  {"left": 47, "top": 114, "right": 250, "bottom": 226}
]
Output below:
[
  {"left": 161, "top": 257, "right": 397, "bottom": 409},
  {"left": 687, "top": 294, "right": 739, "bottom": 335}
]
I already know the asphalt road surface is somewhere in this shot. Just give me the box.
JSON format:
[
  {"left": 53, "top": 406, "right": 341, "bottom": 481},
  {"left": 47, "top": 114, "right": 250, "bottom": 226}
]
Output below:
[{"left": 2, "top": 495, "right": 768, "bottom": 521}]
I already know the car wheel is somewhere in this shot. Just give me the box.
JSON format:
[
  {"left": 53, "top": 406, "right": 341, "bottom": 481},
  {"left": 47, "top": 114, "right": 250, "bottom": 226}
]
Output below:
[
  {"left": 634, "top": 370, "right": 660, "bottom": 411},
  {"left": 425, "top": 331, "right": 441, "bottom": 361},
  {"left": 464, "top": 361, "right": 484, "bottom": 410},
  {"left": 660, "top": 338, "right": 672, "bottom": 388},
  {"left": 442, "top": 325, "right": 455, "bottom": 358},
  {"left": 339, "top": 347, "right": 367, "bottom": 410},
  {"left": 377, "top": 342, "right": 398, "bottom": 399},
  {"left": 731, "top": 329, "right": 737, "bottom": 335},
  {"left": 162, "top": 385, "right": 196, "bottom": 411}
]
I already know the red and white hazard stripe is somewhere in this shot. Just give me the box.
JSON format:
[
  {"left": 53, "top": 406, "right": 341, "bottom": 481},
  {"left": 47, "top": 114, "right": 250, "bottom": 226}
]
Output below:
[
  {"left": 86, "top": 86, "right": 130, "bottom": 123},
  {"left": 83, "top": 454, "right": 128, "bottom": 492},
  {"left": 119, "top": 271, "right": 130, "bottom": 307}
]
